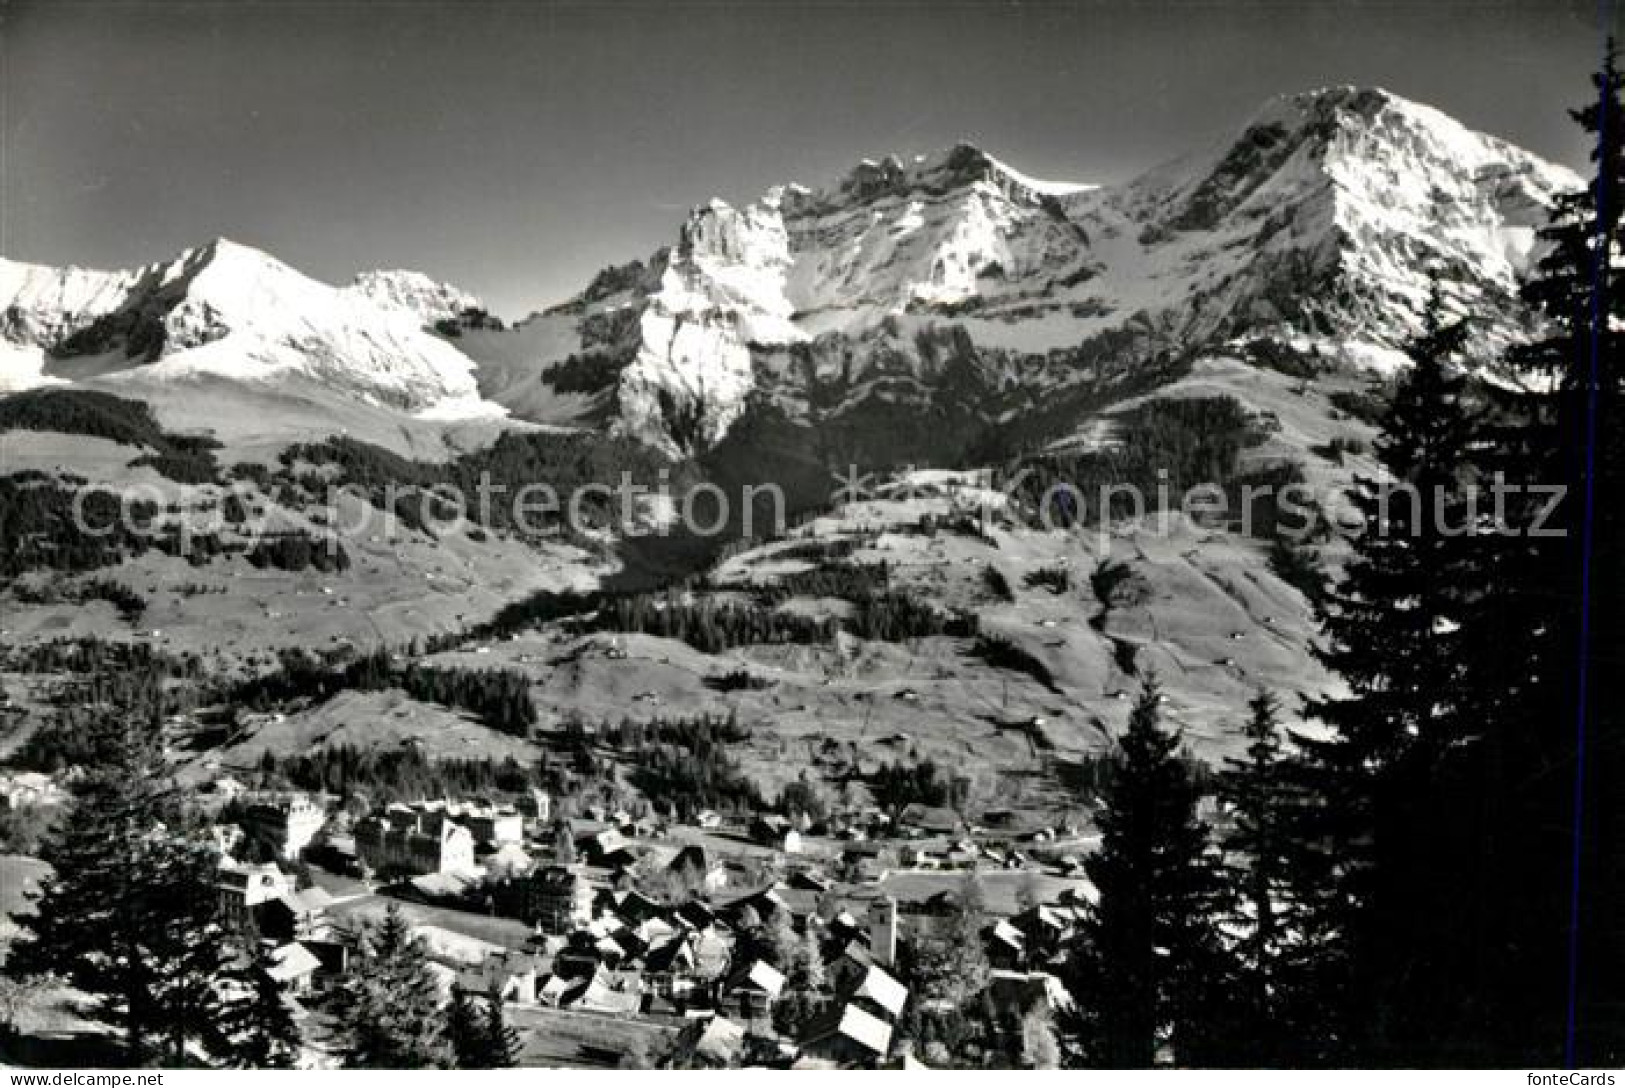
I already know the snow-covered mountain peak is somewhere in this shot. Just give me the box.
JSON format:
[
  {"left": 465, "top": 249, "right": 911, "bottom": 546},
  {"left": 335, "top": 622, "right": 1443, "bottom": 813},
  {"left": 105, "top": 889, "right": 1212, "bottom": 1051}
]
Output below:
[
  {"left": 0, "top": 239, "right": 494, "bottom": 414},
  {"left": 804, "top": 141, "right": 1092, "bottom": 211},
  {"left": 1083, "top": 84, "right": 1583, "bottom": 358},
  {"left": 526, "top": 89, "right": 1581, "bottom": 456},
  {"left": 347, "top": 269, "right": 485, "bottom": 325},
  {"left": 1, "top": 88, "right": 1586, "bottom": 457}
]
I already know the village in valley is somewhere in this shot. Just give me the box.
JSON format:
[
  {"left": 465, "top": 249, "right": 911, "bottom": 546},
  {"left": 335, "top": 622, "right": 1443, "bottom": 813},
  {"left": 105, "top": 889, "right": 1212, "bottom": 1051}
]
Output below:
[
  {"left": 0, "top": 468, "right": 1259, "bottom": 1071},
  {"left": 72, "top": 771, "right": 1096, "bottom": 1068}
]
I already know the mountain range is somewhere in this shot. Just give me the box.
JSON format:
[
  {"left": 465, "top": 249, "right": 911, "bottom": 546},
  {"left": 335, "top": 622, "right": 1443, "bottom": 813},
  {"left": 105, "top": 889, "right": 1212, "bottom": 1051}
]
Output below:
[
  {"left": 1, "top": 85, "right": 1576, "bottom": 457},
  {"left": 0, "top": 85, "right": 1584, "bottom": 776}
]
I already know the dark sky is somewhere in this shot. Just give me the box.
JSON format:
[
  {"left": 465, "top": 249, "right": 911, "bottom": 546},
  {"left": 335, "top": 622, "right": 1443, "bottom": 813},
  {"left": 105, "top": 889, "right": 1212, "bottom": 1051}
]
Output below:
[{"left": 1, "top": 0, "right": 1614, "bottom": 317}]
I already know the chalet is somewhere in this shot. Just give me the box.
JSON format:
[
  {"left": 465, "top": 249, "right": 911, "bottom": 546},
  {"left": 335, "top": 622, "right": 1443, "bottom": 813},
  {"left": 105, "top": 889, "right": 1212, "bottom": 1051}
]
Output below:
[
  {"left": 1011, "top": 901, "right": 1086, "bottom": 957},
  {"left": 721, "top": 958, "right": 785, "bottom": 1023},
  {"left": 217, "top": 862, "right": 295, "bottom": 924},
  {"left": 722, "top": 886, "right": 794, "bottom": 930},
  {"left": 306, "top": 834, "right": 363, "bottom": 876},
  {"left": 559, "top": 965, "right": 642, "bottom": 1015},
  {"left": 750, "top": 815, "right": 802, "bottom": 854},
  {"left": 266, "top": 942, "right": 322, "bottom": 996},
  {"left": 662, "top": 844, "right": 728, "bottom": 892},
  {"left": 251, "top": 886, "right": 334, "bottom": 943},
  {"left": 642, "top": 933, "right": 701, "bottom": 999},
  {"left": 457, "top": 951, "right": 544, "bottom": 1005},
  {"left": 986, "top": 918, "right": 1027, "bottom": 969},
  {"left": 676, "top": 900, "right": 718, "bottom": 931},
  {"left": 987, "top": 970, "right": 1077, "bottom": 1017},
  {"left": 898, "top": 804, "right": 962, "bottom": 837},
  {"left": 595, "top": 926, "right": 648, "bottom": 967},
  {"left": 537, "top": 972, "right": 574, "bottom": 1007},
  {"left": 786, "top": 869, "right": 832, "bottom": 893},
  {"left": 799, "top": 1003, "right": 893, "bottom": 1066},
  {"left": 551, "top": 941, "right": 606, "bottom": 982},
  {"left": 827, "top": 940, "right": 877, "bottom": 993},
  {"left": 845, "top": 963, "right": 908, "bottom": 1022},
  {"left": 604, "top": 888, "right": 665, "bottom": 926},
  {"left": 827, "top": 911, "right": 866, "bottom": 945},
  {"left": 840, "top": 842, "right": 892, "bottom": 882},
  {"left": 578, "top": 827, "right": 637, "bottom": 869},
  {"left": 768, "top": 881, "right": 822, "bottom": 922}
]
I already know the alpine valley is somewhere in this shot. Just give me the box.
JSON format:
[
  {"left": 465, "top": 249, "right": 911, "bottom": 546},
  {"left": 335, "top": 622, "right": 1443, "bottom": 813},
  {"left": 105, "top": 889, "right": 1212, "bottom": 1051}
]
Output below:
[{"left": 0, "top": 85, "right": 1582, "bottom": 809}]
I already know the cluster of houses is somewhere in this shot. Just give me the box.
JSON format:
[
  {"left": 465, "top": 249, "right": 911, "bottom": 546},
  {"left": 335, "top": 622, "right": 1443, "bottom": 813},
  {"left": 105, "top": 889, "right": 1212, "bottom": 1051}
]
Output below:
[{"left": 204, "top": 786, "right": 1089, "bottom": 1068}]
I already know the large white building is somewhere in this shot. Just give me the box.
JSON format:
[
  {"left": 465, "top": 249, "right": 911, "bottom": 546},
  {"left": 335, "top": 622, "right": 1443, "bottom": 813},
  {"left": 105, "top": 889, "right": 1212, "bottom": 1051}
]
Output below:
[
  {"left": 355, "top": 806, "right": 477, "bottom": 876},
  {"left": 243, "top": 794, "right": 327, "bottom": 860}
]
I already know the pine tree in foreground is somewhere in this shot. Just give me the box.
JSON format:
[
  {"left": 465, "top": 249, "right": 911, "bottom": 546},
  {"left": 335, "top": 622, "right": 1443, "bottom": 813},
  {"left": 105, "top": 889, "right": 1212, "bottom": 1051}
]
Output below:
[
  {"left": 1466, "top": 40, "right": 1625, "bottom": 1065},
  {"left": 330, "top": 904, "right": 449, "bottom": 1068},
  {"left": 444, "top": 984, "right": 483, "bottom": 1069},
  {"left": 5, "top": 723, "right": 238, "bottom": 1066},
  {"left": 215, "top": 938, "right": 301, "bottom": 1068},
  {"left": 1067, "top": 678, "right": 1225, "bottom": 1067},
  {"left": 481, "top": 986, "right": 521, "bottom": 1068},
  {"left": 1301, "top": 282, "right": 1486, "bottom": 1062},
  {"left": 1212, "top": 689, "right": 1340, "bottom": 1065}
]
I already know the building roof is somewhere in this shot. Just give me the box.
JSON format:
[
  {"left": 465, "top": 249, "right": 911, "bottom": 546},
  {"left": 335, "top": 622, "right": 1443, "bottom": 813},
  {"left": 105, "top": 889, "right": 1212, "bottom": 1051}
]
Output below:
[
  {"left": 677, "top": 901, "right": 717, "bottom": 929},
  {"left": 805, "top": 1003, "right": 893, "bottom": 1056},
  {"left": 484, "top": 842, "right": 534, "bottom": 877},
  {"left": 609, "top": 888, "right": 666, "bottom": 924},
  {"left": 727, "top": 958, "right": 786, "bottom": 999},
  {"left": 266, "top": 942, "right": 321, "bottom": 982},
  {"left": 722, "top": 886, "right": 789, "bottom": 925},
  {"left": 216, "top": 862, "right": 288, "bottom": 894},
  {"left": 898, "top": 804, "right": 962, "bottom": 832},
  {"left": 415, "top": 924, "right": 507, "bottom": 966},
  {"left": 987, "top": 969, "right": 1078, "bottom": 1013},
  {"left": 643, "top": 934, "right": 695, "bottom": 974},
  {"left": 849, "top": 965, "right": 908, "bottom": 1019},
  {"left": 409, "top": 870, "right": 483, "bottom": 900},
  {"left": 564, "top": 969, "right": 642, "bottom": 1015},
  {"left": 988, "top": 918, "right": 1026, "bottom": 950}
]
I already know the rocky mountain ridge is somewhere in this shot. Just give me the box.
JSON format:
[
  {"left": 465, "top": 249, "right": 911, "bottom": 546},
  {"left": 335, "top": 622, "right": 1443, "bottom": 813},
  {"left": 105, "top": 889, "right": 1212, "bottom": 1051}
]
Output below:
[{"left": 0, "top": 85, "right": 1581, "bottom": 464}]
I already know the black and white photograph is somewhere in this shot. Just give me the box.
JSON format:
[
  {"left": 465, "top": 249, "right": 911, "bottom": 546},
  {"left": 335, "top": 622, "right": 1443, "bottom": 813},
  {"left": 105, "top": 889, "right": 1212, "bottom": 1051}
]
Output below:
[{"left": 0, "top": 0, "right": 1618, "bottom": 1073}]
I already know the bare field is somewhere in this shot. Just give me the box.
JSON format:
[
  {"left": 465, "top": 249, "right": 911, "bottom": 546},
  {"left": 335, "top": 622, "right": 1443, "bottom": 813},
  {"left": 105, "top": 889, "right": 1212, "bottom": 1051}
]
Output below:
[{"left": 199, "top": 688, "right": 543, "bottom": 773}]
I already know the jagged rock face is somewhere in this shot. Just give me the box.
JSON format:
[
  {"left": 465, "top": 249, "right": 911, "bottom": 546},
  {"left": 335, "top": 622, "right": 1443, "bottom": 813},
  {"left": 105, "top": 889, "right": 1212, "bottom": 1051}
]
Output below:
[
  {"left": 526, "top": 87, "right": 1579, "bottom": 457},
  {"left": 347, "top": 269, "right": 484, "bottom": 326},
  {"left": 0, "top": 240, "right": 488, "bottom": 412},
  {"left": 547, "top": 145, "right": 1104, "bottom": 454},
  {"left": 0, "top": 87, "right": 1583, "bottom": 451},
  {"left": 1, "top": 248, "right": 227, "bottom": 361},
  {"left": 1111, "top": 86, "right": 1576, "bottom": 355}
]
